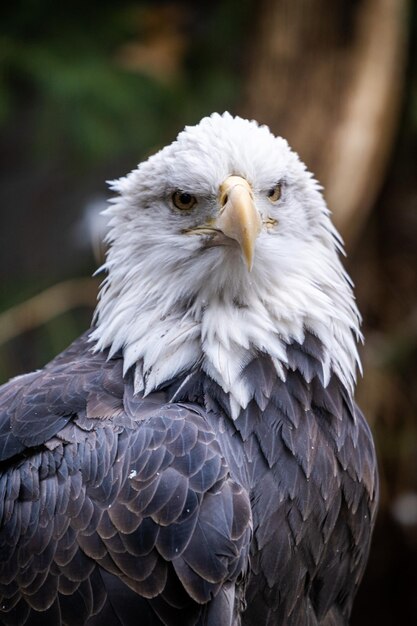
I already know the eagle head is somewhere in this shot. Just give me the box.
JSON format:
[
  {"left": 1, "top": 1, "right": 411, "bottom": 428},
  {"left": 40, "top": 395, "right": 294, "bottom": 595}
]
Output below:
[{"left": 91, "top": 113, "right": 361, "bottom": 413}]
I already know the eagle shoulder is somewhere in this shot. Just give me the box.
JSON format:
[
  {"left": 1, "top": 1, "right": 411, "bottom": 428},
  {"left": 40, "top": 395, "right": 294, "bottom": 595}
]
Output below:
[{"left": 0, "top": 335, "right": 252, "bottom": 625}]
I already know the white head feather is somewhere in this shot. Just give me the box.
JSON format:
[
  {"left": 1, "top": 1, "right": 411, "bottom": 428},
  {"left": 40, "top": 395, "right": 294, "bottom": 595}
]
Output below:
[{"left": 91, "top": 113, "right": 361, "bottom": 414}]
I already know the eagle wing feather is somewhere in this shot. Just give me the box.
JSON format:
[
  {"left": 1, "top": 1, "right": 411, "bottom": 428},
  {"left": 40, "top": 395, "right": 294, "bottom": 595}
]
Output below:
[{"left": 0, "top": 337, "right": 252, "bottom": 626}]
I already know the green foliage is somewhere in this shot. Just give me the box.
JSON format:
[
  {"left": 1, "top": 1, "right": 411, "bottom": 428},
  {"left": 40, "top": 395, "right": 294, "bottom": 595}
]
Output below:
[
  {"left": 0, "top": 1, "right": 253, "bottom": 169},
  {"left": 0, "top": 18, "right": 173, "bottom": 165}
]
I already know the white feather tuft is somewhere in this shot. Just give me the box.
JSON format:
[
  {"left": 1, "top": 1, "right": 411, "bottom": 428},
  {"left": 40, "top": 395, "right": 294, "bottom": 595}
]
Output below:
[{"left": 91, "top": 113, "right": 362, "bottom": 413}]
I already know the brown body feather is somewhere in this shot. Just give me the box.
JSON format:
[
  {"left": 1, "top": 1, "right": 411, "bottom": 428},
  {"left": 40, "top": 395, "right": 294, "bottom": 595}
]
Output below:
[{"left": 0, "top": 332, "right": 377, "bottom": 625}]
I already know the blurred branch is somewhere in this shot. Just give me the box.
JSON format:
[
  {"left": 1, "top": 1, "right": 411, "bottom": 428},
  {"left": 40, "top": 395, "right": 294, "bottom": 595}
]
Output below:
[{"left": 0, "top": 278, "right": 98, "bottom": 345}]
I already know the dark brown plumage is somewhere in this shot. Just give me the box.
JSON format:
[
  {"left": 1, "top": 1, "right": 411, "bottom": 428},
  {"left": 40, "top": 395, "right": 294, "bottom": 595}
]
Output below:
[{"left": 0, "top": 331, "right": 377, "bottom": 625}]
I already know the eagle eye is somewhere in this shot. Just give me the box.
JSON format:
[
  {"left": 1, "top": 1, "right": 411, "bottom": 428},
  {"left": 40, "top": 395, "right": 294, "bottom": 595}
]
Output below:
[
  {"left": 267, "top": 184, "right": 282, "bottom": 203},
  {"left": 172, "top": 191, "right": 196, "bottom": 210}
]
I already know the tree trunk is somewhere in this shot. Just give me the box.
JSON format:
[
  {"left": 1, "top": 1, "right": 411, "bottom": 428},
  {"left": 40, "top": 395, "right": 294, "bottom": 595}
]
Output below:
[{"left": 240, "top": 0, "right": 408, "bottom": 247}]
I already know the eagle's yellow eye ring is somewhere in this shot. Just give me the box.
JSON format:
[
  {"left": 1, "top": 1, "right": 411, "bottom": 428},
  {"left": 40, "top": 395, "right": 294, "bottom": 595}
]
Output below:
[
  {"left": 267, "top": 184, "right": 282, "bottom": 203},
  {"left": 173, "top": 191, "right": 197, "bottom": 210}
]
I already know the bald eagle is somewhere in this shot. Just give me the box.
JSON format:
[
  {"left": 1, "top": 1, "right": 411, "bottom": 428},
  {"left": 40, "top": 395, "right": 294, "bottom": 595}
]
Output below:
[{"left": 0, "top": 113, "right": 378, "bottom": 625}]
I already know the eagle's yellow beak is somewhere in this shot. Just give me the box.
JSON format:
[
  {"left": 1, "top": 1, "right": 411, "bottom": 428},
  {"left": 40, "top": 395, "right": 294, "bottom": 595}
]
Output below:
[{"left": 216, "top": 176, "right": 261, "bottom": 271}]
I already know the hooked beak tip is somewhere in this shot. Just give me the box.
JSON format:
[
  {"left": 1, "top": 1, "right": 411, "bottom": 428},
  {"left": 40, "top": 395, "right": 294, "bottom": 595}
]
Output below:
[{"left": 216, "top": 176, "right": 261, "bottom": 271}]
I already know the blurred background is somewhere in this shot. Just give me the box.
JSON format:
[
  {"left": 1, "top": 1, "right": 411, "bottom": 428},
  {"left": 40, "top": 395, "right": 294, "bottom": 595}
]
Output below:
[{"left": 0, "top": 0, "right": 416, "bottom": 622}]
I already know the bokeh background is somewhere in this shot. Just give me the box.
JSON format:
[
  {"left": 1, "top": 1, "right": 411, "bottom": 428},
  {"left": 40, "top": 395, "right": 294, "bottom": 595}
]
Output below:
[{"left": 0, "top": 1, "right": 416, "bottom": 623}]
